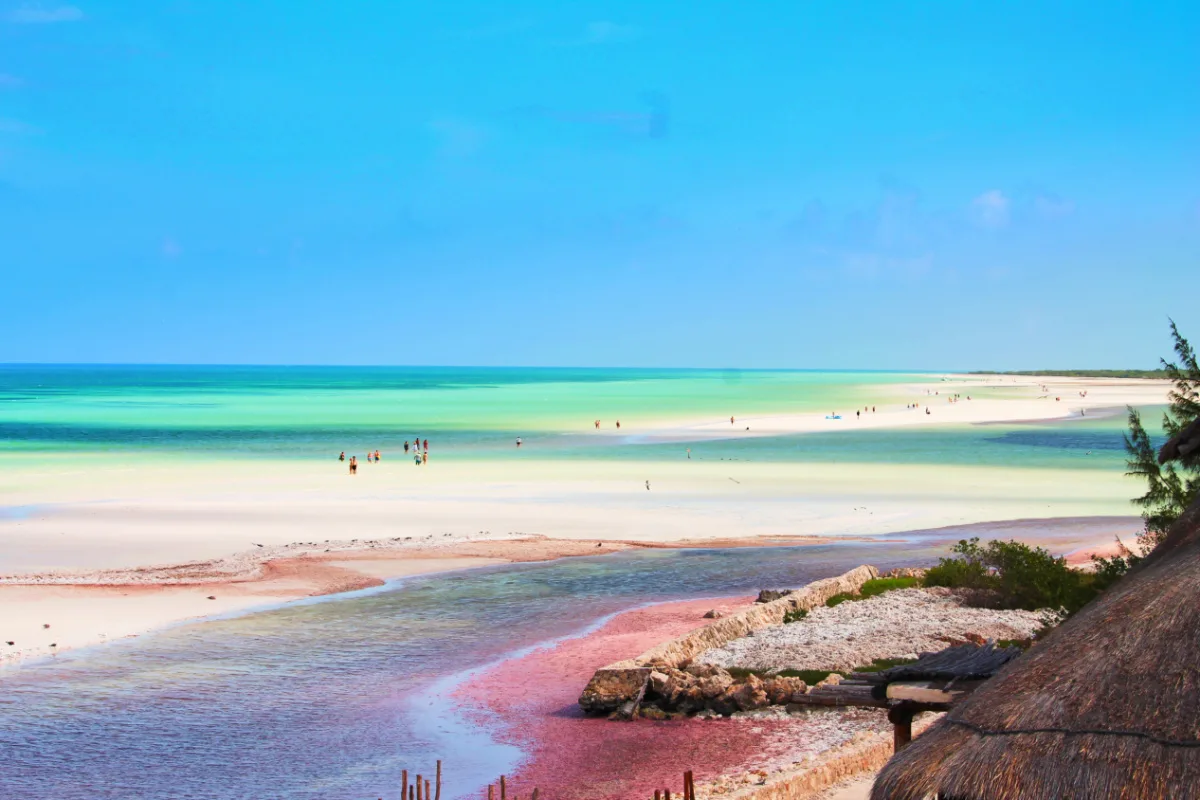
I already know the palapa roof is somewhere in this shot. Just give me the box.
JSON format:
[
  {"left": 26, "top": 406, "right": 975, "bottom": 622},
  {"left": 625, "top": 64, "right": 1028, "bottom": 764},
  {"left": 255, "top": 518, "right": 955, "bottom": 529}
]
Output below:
[{"left": 871, "top": 459, "right": 1200, "bottom": 799}]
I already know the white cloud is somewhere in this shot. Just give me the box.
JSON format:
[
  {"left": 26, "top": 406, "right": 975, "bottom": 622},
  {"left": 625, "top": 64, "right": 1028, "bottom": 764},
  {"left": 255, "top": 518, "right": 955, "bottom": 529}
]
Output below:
[
  {"left": 0, "top": 73, "right": 22, "bottom": 89},
  {"left": 161, "top": 237, "right": 182, "bottom": 259},
  {"left": 971, "top": 189, "right": 1010, "bottom": 228},
  {"left": 5, "top": 5, "right": 84, "bottom": 23}
]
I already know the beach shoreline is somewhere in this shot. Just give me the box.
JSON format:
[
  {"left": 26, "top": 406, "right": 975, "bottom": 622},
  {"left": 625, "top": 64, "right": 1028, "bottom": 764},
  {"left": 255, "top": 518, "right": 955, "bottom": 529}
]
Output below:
[{"left": 0, "top": 516, "right": 1138, "bottom": 669}]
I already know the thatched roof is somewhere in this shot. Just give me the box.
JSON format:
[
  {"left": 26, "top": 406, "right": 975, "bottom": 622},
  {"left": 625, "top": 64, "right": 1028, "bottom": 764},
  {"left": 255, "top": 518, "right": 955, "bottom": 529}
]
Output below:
[
  {"left": 1159, "top": 416, "right": 1200, "bottom": 467},
  {"left": 871, "top": 495, "right": 1200, "bottom": 799}
]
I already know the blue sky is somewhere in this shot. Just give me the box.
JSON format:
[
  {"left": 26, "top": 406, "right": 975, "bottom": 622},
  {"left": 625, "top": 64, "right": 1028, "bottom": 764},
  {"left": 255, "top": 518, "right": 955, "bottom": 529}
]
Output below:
[{"left": 1, "top": 1, "right": 1197, "bottom": 368}]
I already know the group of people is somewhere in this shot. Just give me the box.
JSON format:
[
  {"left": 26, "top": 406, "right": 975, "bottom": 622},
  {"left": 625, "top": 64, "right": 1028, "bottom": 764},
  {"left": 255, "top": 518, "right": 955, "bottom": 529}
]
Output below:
[
  {"left": 339, "top": 440, "right": 431, "bottom": 474},
  {"left": 593, "top": 420, "right": 621, "bottom": 429},
  {"left": 338, "top": 450, "right": 379, "bottom": 474}
]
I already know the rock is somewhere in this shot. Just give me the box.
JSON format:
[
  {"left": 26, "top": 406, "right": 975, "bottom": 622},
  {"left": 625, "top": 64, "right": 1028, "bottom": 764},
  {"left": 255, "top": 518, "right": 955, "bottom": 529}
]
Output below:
[
  {"left": 964, "top": 632, "right": 987, "bottom": 646},
  {"left": 648, "top": 670, "right": 671, "bottom": 695},
  {"left": 579, "top": 667, "right": 651, "bottom": 715},
  {"left": 709, "top": 688, "right": 741, "bottom": 716},
  {"left": 703, "top": 609, "right": 724, "bottom": 619},
  {"left": 882, "top": 567, "right": 927, "bottom": 579},
  {"left": 638, "top": 704, "right": 668, "bottom": 720},
  {"left": 763, "top": 676, "right": 808, "bottom": 705},
  {"left": 755, "top": 589, "right": 794, "bottom": 604},
  {"left": 694, "top": 708, "right": 719, "bottom": 720},
  {"left": 730, "top": 674, "right": 770, "bottom": 711},
  {"left": 815, "top": 673, "right": 844, "bottom": 688}
]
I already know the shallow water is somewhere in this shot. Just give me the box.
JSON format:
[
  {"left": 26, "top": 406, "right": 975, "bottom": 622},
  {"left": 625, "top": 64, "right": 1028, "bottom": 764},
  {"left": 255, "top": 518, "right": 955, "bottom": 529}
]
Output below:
[
  {"left": 0, "top": 365, "right": 1156, "bottom": 472},
  {"left": 0, "top": 540, "right": 951, "bottom": 800}
]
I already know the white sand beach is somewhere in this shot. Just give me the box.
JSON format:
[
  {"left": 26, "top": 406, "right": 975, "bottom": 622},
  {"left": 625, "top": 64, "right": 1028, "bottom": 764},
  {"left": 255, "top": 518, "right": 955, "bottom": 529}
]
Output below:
[{"left": 0, "top": 374, "right": 1170, "bottom": 667}]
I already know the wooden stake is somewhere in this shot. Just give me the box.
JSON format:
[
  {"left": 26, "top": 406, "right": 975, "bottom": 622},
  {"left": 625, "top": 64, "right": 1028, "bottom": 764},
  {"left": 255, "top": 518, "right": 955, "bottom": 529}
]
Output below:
[
  {"left": 500, "top": 775, "right": 507, "bottom": 800},
  {"left": 488, "top": 785, "right": 494, "bottom": 800},
  {"left": 655, "top": 791, "right": 662, "bottom": 800},
  {"left": 426, "top": 779, "right": 431, "bottom": 800},
  {"left": 416, "top": 775, "right": 423, "bottom": 800},
  {"left": 436, "top": 760, "right": 442, "bottom": 800},
  {"left": 532, "top": 790, "right": 539, "bottom": 800},
  {"left": 402, "top": 769, "right": 408, "bottom": 798}
]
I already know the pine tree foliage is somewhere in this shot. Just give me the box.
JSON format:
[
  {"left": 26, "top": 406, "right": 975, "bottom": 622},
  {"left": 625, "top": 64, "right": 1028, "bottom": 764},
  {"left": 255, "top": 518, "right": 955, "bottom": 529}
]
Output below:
[{"left": 1122, "top": 320, "right": 1200, "bottom": 553}]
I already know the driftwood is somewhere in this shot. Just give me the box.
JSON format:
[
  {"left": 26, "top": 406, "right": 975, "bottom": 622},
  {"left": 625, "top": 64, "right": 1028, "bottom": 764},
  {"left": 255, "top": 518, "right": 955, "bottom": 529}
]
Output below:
[{"left": 788, "top": 683, "right": 888, "bottom": 708}]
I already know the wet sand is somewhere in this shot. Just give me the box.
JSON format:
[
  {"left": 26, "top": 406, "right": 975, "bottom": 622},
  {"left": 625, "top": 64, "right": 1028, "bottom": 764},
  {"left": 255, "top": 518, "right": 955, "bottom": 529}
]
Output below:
[{"left": 451, "top": 595, "right": 896, "bottom": 799}]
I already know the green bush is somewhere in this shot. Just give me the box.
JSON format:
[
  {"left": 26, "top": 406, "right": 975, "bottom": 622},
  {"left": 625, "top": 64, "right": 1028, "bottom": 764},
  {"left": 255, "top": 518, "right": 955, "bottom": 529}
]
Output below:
[
  {"left": 782, "top": 608, "right": 808, "bottom": 624},
  {"left": 824, "top": 576, "right": 922, "bottom": 607},
  {"left": 859, "top": 576, "right": 921, "bottom": 597},
  {"left": 924, "top": 537, "right": 1099, "bottom": 615}
]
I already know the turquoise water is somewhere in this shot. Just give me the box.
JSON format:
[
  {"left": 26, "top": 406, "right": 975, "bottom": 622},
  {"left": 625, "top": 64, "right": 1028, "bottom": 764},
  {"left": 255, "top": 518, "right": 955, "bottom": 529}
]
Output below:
[{"left": 0, "top": 366, "right": 1154, "bottom": 469}]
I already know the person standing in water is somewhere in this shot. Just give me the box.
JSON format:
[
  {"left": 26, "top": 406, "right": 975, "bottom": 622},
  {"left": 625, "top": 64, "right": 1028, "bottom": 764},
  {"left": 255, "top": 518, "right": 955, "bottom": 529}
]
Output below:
[
  {"left": 349, "top": 456, "right": 357, "bottom": 475},
  {"left": 404, "top": 441, "right": 410, "bottom": 454},
  {"left": 516, "top": 437, "right": 522, "bottom": 447},
  {"left": 616, "top": 421, "right": 621, "bottom": 429},
  {"left": 339, "top": 451, "right": 345, "bottom": 462},
  {"left": 686, "top": 448, "right": 691, "bottom": 459}
]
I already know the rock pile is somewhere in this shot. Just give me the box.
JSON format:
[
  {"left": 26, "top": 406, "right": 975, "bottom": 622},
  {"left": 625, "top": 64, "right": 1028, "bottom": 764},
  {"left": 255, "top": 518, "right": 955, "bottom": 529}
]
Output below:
[{"left": 585, "top": 662, "right": 812, "bottom": 719}]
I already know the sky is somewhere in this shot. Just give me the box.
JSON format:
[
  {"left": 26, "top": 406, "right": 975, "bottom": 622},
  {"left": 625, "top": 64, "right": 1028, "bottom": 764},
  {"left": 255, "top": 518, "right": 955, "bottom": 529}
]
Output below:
[{"left": 1, "top": 1, "right": 1197, "bottom": 369}]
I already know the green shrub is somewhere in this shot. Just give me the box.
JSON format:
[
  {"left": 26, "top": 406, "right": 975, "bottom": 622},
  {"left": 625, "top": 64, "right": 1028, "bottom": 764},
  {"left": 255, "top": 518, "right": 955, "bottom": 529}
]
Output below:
[
  {"left": 858, "top": 576, "right": 921, "bottom": 597},
  {"left": 824, "top": 576, "right": 921, "bottom": 607},
  {"left": 824, "top": 592, "right": 855, "bottom": 607},
  {"left": 924, "top": 537, "right": 1099, "bottom": 615},
  {"left": 782, "top": 608, "right": 808, "bottom": 624}
]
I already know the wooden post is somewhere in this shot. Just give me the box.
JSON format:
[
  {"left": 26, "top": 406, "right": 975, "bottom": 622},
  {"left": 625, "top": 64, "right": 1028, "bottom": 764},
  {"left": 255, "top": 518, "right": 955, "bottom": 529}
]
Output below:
[
  {"left": 416, "top": 775, "right": 423, "bottom": 800},
  {"left": 426, "top": 779, "right": 431, "bottom": 800},
  {"left": 532, "top": 790, "right": 539, "bottom": 800},
  {"left": 888, "top": 704, "right": 915, "bottom": 751},
  {"left": 488, "top": 785, "right": 494, "bottom": 800},
  {"left": 655, "top": 792, "right": 661, "bottom": 800},
  {"left": 436, "top": 760, "right": 442, "bottom": 800},
  {"left": 403, "top": 769, "right": 408, "bottom": 798},
  {"left": 500, "top": 775, "right": 507, "bottom": 800}
]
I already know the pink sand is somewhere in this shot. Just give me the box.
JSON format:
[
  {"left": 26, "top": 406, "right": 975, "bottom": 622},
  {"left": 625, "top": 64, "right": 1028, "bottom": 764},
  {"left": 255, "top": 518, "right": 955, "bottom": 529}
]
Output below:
[{"left": 452, "top": 596, "right": 873, "bottom": 799}]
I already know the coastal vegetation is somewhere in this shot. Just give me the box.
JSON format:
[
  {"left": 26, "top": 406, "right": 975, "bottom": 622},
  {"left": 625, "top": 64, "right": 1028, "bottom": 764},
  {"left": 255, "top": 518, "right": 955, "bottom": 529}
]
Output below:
[
  {"left": 923, "top": 538, "right": 1097, "bottom": 616},
  {"left": 824, "top": 577, "right": 921, "bottom": 608},
  {"left": 1095, "top": 320, "right": 1199, "bottom": 578},
  {"left": 968, "top": 369, "right": 1167, "bottom": 379}
]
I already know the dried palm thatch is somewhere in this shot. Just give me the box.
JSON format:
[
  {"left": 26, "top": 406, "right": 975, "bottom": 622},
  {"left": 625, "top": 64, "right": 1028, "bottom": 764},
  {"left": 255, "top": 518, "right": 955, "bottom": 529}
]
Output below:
[
  {"left": 871, "top": 489, "right": 1200, "bottom": 798},
  {"left": 1158, "top": 416, "right": 1200, "bottom": 466}
]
